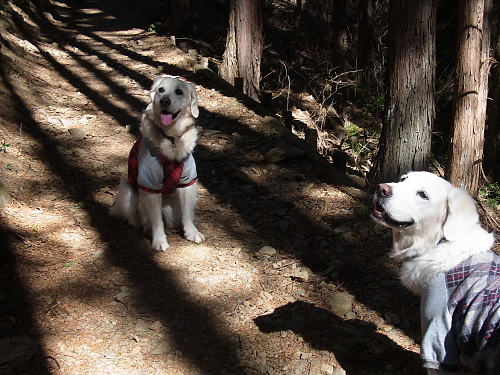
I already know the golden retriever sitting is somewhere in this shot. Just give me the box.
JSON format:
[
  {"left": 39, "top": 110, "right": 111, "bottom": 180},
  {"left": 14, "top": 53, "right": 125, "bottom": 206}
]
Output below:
[{"left": 111, "top": 77, "right": 205, "bottom": 251}]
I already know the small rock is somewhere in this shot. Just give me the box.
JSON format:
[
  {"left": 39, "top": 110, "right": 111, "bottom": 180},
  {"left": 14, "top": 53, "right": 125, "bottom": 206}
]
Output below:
[
  {"left": 67, "top": 128, "right": 87, "bottom": 140},
  {"left": 258, "top": 246, "right": 277, "bottom": 256},
  {"left": 151, "top": 340, "right": 171, "bottom": 355},
  {"left": 134, "top": 321, "right": 148, "bottom": 332},
  {"left": 115, "top": 291, "right": 129, "bottom": 303},
  {"left": 385, "top": 312, "right": 400, "bottom": 325},
  {"left": 72, "top": 148, "right": 88, "bottom": 157},
  {"left": 289, "top": 269, "right": 309, "bottom": 282},
  {"left": 325, "top": 291, "right": 355, "bottom": 317},
  {"left": 299, "top": 182, "right": 313, "bottom": 193},
  {"left": 149, "top": 321, "right": 163, "bottom": 331},
  {"left": 265, "top": 142, "right": 305, "bottom": 164},
  {"left": 321, "top": 363, "right": 334, "bottom": 375}
]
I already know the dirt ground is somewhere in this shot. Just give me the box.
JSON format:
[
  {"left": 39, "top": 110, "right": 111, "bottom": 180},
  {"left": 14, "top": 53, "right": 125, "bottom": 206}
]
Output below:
[{"left": 0, "top": 1, "right": 497, "bottom": 375}]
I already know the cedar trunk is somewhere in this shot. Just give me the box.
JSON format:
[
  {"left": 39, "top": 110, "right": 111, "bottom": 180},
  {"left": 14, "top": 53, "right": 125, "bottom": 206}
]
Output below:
[
  {"left": 220, "top": 0, "right": 263, "bottom": 101},
  {"left": 484, "top": 0, "right": 499, "bottom": 179},
  {"left": 446, "top": 0, "right": 490, "bottom": 195},
  {"left": 371, "top": 0, "right": 436, "bottom": 183},
  {"left": 357, "top": 0, "right": 374, "bottom": 84},
  {"left": 169, "top": 0, "right": 193, "bottom": 36}
]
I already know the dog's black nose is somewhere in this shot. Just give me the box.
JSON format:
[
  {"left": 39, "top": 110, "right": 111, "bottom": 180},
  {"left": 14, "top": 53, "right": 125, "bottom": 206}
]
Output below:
[
  {"left": 161, "top": 97, "right": 171, "bottom": 106},
  {"left": 377, "top": 183, "right": 392, "bottom": 198}
]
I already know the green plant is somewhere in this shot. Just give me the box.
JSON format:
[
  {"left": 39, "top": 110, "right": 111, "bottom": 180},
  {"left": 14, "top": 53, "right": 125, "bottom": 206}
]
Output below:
[
  {"left": 343, "top": 123, "right": 378, "bottom": 158},
  {"left": 479, "top": 182, "right": 500, "bottom": 209},
  {"left": 363, "top": 93, "right": 385, "bottom": 116},
  {"left": 0, "top": 141, "right": 10, "bottom": 152},
  {"left": 148, "top": 23, "right": 157, "bottom": 33}
]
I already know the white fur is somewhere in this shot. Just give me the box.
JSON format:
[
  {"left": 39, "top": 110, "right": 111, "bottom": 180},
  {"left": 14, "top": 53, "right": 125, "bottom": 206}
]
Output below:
[
  {"left": 372, "top": 171, "right": 494, "bottom": 375},
  {"left": 110, "top": 77, "right": 205, "bottom": 251}
]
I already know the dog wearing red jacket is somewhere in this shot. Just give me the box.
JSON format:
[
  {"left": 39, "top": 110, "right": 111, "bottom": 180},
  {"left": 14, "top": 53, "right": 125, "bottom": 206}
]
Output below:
[{"left": 111, "top": 77, "right": 204, "bottom": 250}]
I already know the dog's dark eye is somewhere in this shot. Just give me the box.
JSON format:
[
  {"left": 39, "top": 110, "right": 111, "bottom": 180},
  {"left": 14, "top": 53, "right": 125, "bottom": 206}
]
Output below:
[
  {"left": 400, "top": 175, "right": 408, "bottom": 182},
  {"left": 417, "top": 191, "right": 429, "bottom": 200},
  {"left": 175, "top": 89, "right": 184, "bottom": 95},
  {"left": 158, "top": 87, "right": 165, "bottom": 93}
]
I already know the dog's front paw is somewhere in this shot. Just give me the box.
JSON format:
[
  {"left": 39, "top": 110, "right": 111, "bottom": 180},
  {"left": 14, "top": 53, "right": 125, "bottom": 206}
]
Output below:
[
  {"left": 185, "top": 230, "right": 205, "bottom": 244},
  {"left": 151, "top": 237, "right": 169, "bottom": 251}
]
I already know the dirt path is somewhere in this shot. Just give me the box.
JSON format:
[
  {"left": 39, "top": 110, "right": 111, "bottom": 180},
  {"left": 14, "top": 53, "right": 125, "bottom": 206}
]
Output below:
[{"left": 0, "top": 1, "right": 427, "bottom": 374}]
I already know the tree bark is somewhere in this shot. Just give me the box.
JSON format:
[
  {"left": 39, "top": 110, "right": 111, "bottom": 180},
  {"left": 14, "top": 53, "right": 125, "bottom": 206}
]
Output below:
[
  {"left": 357, "top": 0, "right": 374, "bottom": 84},
  {"left": 331, "top": 0, "right": 349, "bottom": 74},
  {"left": 220, "top": 0, "right": 263, "bottom": 101},
  {"left": 483, "top": 0, "right": 498, "bottom": 179},
  {"left": 371, "top": 0, "right": 436, "bottom": 183},
  {"left": 446, "top": 0, "right": 491, "bottom": 195},
  {"left": 168, "top": 0, "right": 193, "bottom": 36}
]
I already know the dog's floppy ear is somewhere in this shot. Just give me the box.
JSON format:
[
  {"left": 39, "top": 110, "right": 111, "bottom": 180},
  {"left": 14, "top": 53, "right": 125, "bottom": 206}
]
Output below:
[
  {"left": 150, "top": 77, "right": 162, "bottom": 101},
  {"left": 188, "top": 82, "right": 199, "bottom": 118},
  {"left": 443, "top": 187, "right": 479, "bottom": 241}
]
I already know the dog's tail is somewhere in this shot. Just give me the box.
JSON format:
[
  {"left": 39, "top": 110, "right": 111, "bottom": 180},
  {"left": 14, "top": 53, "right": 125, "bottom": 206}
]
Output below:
[{"left": 110, "top": 177, "right": 140, "bottom": 227}]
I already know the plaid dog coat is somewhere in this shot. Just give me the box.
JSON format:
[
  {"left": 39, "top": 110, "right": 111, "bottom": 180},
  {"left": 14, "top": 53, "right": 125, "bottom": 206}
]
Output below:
[
  {"left": 420, "top": 251, "right": 500, "bottom": 374},
  {"left": 128, "top": 136, "right": 197, "bottom": 196}
]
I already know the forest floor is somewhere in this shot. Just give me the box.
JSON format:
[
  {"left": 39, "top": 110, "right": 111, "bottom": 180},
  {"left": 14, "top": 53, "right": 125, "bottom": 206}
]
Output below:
[{"left": 0, "top": 1, "right": 497, "bottom": 375}]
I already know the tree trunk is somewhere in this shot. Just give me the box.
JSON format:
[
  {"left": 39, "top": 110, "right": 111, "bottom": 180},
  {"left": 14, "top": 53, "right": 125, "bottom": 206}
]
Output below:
[
  {"left": 484, "top": 0, "right": 498, "bottom": 179},
  {"left": 446, "top": 0, "right": 491, "bottom": 195},
  {"left": 357, "top": 0, "right": 374, "bottom": 84},
  {"left": 220, "top": 0, "right": 263, "bottom": 101},
  {"left": 331, "top": 0, "right": 349, "bottom": 75},
  {"left": 370, "top": 0, "right": 436, "bottom": 183},
  {"left": 169, "top": 0, "right": 193, "bottom": 36}
]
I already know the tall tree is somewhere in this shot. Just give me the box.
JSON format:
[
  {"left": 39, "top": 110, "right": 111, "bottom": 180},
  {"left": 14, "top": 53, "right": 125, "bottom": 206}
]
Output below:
[
  {"left": 371, "top": 0, "right": 436, "bottom": 183},
  {"left": 446, "top": 0, "right": 491, "bottom": 195},
  {"left": 357, "top": 0, "right": 374, "bottom": 84},
  {"left": 167, "top": 0, "right": 193, "bottom": 36},
  {"left": 331, "top": 0, "right": 349, "bottom": 75},
  {"left": 220, "top": 0, "right": 263, "bottom": 101},
  {"left": 484, "top": 0, "right": 499, "bottom": 179}
]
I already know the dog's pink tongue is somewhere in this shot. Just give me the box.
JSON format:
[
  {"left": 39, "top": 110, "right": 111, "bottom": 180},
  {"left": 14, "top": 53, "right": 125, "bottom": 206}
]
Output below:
[{"left": 161, "top": 113, "right": 173, "bottom": 126}]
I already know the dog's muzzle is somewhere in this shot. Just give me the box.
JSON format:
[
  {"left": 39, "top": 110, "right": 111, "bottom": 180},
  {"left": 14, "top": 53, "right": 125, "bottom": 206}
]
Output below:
[{"left": 371, "top": 183, "right": 414, "bottom": 228}]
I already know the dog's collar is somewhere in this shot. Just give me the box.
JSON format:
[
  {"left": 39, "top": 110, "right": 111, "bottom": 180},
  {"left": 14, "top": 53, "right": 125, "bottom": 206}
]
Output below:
[
  {"left": 436, "top": 237, "right": 447, "bottom": 246},
  {"left": 398, "top": 237, "right": 448, "bottom": 265},
  {"left": 156, "top": 126, "right": 177, "bottom": 147},
  {"left": 156, "top": 124, "right": 195, "bottom": 148}
]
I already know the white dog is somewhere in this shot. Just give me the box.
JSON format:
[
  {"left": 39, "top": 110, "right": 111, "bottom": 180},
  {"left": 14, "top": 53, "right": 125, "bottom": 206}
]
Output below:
[
  {"left": 110, "top": 77, "right": 205, "bottom": 251},
  {"left": 372, "top": 171, "right": 499, "bottom": 375}
]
